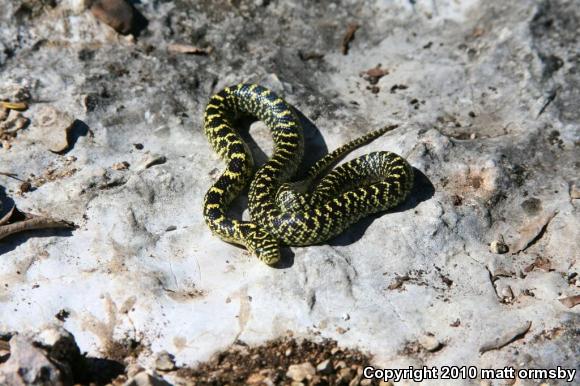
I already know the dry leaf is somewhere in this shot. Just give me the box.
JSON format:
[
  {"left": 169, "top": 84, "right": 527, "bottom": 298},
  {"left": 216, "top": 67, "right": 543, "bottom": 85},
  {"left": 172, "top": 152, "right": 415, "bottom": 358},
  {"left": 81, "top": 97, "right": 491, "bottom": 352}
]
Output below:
[
  {"left": 511, "top": 210, "right": 557, "bottom": 253},
  {"left": 479, "top": 321, "right": 532, "bottom": 354},
  {"left": 558, "top": 295, "right": 580, "bottom": 309},
  {"left": 524, "top": 256, "right": 552, "bottom": 273}
]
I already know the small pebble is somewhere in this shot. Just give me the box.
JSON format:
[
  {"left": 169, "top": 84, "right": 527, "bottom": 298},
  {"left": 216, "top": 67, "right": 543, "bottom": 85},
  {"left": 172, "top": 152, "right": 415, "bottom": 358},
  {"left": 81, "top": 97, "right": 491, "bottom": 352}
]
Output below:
[
  {"left": 316, "top": 359, "right": 332, "bottom": 374},
  {"left": 154, "top": 350, "right": 176, "bottom": 371},
  {"left": 418, "top": 334, "right": 441, "bottom": 352},
  {"left": 500, "top": 285, "right": 514, "bottom": 301},
  {"left": 0, "top": 106, "right": 8, "bottom": 120},
  {"left": 246, "top": 372, "right": 266, "bottom": 385},
  {"left": 91, "top": 0, "right": 135, "bottom": 35},
  {"left": 286, "top": 362, "right": 315, "bottom": 382},
  {"left": 335, "top": 360, "right": 347, "bottom": 369},
  {"left": 19, "top": 181, "right": 32, "bottom": 193},
  {"left": 570, "top": 183, "right": 580, "bottom": 199},
  {"left": 490, "top": 236, "right": 509, "bottom": 254},
  {"left": 124, "top": 371, "right": 171, "bottom": 386},
  {"left": 112, "top": 161, "right": 130, "bottom": 170},
  {"left": 338, "top": 367, "right": 354, "bottom": 382}
]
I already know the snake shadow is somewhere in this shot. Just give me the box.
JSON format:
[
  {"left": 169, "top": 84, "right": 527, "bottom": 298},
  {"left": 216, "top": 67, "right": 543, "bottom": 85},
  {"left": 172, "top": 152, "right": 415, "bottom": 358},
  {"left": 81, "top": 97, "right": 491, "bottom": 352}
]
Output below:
[
  {"left": 57, "top": 119, "right": 89, "bottom": 155},
  {"left": 328, "top": 168, "right": 434, "bottom": 247}
]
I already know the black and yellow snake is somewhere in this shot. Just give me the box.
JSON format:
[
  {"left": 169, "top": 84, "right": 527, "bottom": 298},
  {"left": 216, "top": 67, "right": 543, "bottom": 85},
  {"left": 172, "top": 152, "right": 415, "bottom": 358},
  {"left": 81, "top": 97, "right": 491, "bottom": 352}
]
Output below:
[{"left": 203, "top": 84, "right": 413, "bottom": 265}]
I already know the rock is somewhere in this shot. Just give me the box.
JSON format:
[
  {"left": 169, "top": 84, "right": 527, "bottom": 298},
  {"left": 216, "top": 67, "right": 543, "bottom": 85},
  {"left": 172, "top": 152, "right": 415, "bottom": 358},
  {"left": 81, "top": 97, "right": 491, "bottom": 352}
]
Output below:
[
  {"left": 418, "top": 334, "right": 442, "bottom": 352},
  {"left": 571, "top": 183, "right": 580, "bottom": 199},
  {"left": 286, "top": 362, "right": 316, "bottom": 382},
  {"left": 33, "top": 105, "right": 75, "bottom": 153},
  {"left": 154, "top": 350, "right": 175, "bottom": 371},
  {"left": 334, "top": 360, "right": 347, "bottom": 369},
  {"left": 0, "top": 327, "right": 85, "bottom": 386},
  {"left": 67, "top": 0, "right": 92, "bottom": 14},
  {"left": 246, "top": 370, "right": 274, "bottom": 385},
  {"left": 337, "top": 367, "right": 354, "bottom": 383},
  {"left": 112, "top": 161, "right": 130, "bottom": 170},
  {"left": 246, "top": 372, "right": 266, "bottom": 384},
  {"left": 124, "top": 371, "right": 172, "bottom": 386},
  {"left": 316, "top": 359, "right": 333, "bottom": 374},
  {"left": 0, "top": 83, "right": 30, "bottom": 102},
  {"left": 91, "top": 0, "right": 135, "bottom": 35},
  {"left": 32, "top": 326, "right": 82, "bottom": 367},
  {"left": 500, "top": 285, "right": 515, "bottom": 302},
  {"left": 126, "top": 362, "right": 145, "bottom": 378},
  {"left": 0, "top": 339, "right": 10, "bottom": 363},
  {"left": 0, "top": 335, "right": 72, "bottom": 386},
  {"left": 490, "top": 235, "right": 509, "bottom": 254}
]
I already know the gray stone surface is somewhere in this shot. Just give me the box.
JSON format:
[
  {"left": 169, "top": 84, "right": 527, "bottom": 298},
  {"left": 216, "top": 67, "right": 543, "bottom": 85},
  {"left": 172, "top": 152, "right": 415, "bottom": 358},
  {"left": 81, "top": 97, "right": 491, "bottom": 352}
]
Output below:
[
  {"left": 0, "top": 0, "right": 578, "bottom": 384},
  {"left": 0, "top": 328, "right": 77, "bottom": 386}
]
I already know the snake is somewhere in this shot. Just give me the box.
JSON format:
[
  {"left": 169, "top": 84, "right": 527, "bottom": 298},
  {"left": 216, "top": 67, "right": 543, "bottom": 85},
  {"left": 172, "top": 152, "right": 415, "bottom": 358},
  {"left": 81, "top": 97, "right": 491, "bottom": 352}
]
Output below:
[{"left": 203, "top": 83, "right": 414, "bottom": 265}]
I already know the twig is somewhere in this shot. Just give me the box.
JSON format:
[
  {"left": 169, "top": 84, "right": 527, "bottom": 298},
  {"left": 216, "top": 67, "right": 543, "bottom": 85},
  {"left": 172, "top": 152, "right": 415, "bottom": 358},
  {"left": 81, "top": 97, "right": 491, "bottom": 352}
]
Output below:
[
  {"left": 341, "top": 22, "right": 359, "bottom": 55},
  {"left": 537, "top": 86, "right": 560, "bottom": 118},
  {"left": 0, "top": 171, "right": 19, "bottom": 180},
  {"left": 0, "top": 206, "right": 74, "bottom": 241},
  {"left": 479, "top": 321, "right": 532, "bottom": 354},
  {"left": 168, "top": 43, "right": 213, "bottom": 55}
]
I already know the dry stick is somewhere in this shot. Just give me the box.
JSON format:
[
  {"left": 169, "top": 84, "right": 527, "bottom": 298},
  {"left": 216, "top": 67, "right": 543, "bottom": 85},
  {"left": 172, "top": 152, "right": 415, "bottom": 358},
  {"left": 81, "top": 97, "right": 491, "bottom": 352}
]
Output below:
[
  {"left": 0, "top": 206, "right": 74, "bottom": 241},
  {"left": 341, "top": 22, "right": 359, "bottom": 55},
  {"left": 0, "top": 101, "right": 28, "bottom": 111},
  {"left": 0, "top": 172, "right": 19, "bottom": 179},
  {"left": 479, "top": 321, "right": 532, "bottom": 354}
]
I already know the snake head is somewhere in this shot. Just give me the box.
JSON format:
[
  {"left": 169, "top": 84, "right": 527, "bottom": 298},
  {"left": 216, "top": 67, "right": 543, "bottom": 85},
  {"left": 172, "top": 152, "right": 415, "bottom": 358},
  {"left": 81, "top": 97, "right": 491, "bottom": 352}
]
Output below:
[{"left": 245, "top": 228, "right": 281, "bottom": 266}]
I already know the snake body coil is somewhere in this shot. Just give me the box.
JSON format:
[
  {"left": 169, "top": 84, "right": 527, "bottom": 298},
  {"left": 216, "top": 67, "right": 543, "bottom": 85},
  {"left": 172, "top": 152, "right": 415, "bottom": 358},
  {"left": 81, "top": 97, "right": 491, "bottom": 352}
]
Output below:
[{"left": 203, "top": 84, "right": 413, "bottom": 265}]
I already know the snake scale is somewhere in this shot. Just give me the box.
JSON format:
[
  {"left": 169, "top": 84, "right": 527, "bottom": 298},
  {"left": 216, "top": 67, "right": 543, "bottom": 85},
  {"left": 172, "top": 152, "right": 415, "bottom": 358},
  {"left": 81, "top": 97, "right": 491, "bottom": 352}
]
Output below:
[{"left": 203, "top": 83, "right": 414, "bottom": 265}]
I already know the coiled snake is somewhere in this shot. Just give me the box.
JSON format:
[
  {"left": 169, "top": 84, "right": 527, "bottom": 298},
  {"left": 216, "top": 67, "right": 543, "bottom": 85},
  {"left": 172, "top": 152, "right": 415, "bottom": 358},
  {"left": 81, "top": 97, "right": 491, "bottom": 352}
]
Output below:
[{"left": 203, "top": 84, "right": 413, "bottom": 265}]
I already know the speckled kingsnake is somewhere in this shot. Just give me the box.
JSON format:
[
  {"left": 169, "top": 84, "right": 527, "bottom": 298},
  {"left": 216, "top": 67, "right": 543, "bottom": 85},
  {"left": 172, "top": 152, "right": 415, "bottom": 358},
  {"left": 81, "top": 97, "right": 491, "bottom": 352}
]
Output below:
[{"left": 203, "top": 84, "right": 413, "bottom": 265}]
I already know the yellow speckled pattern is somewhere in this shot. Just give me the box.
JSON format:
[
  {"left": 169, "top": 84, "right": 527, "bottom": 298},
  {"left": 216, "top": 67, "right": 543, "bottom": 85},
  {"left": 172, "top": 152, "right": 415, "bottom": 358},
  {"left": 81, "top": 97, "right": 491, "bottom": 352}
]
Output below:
[{"left": 203, "top": 84, "right": 414, "bottom": 265}]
